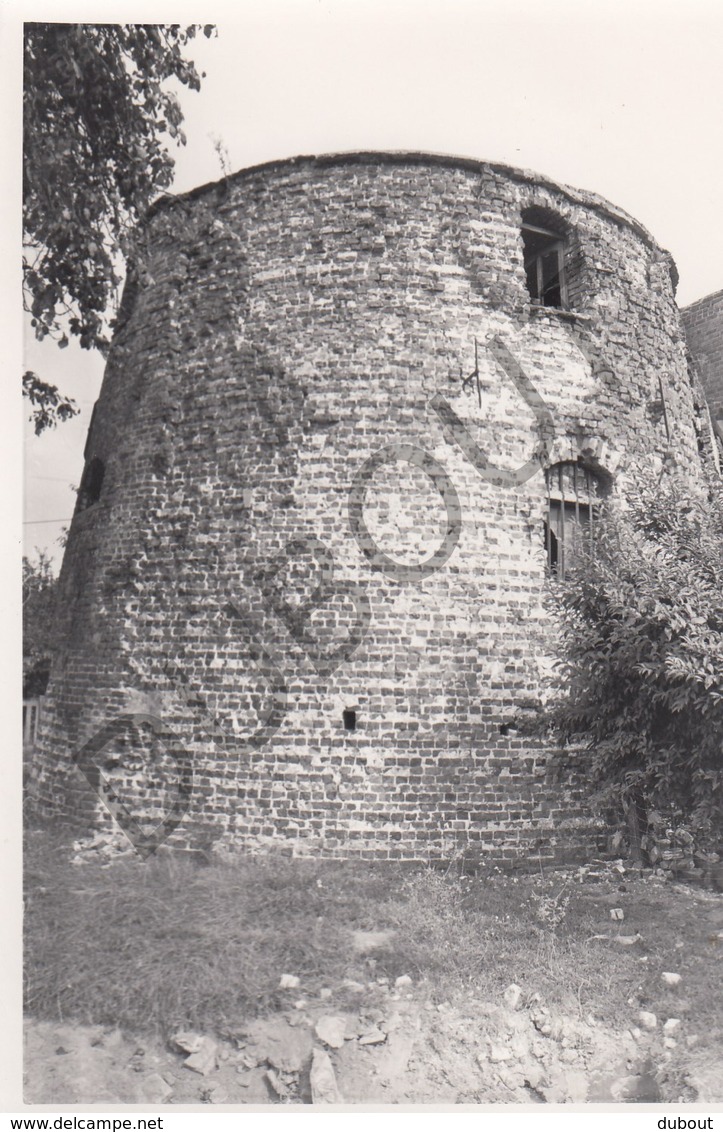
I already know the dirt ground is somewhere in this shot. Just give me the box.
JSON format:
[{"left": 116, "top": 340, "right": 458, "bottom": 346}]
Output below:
[{"left": 24, "top": 967, "right": 722, "bottom": 1106}]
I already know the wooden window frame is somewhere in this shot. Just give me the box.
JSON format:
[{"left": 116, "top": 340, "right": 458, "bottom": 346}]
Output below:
[{"left": 522, "top": 222, "right": 569, "bottom": 309}]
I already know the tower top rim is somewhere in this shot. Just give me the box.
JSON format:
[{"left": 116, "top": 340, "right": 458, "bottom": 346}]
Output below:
[{"left": 146, "top": 149, "right": 669, "bottom": 259}]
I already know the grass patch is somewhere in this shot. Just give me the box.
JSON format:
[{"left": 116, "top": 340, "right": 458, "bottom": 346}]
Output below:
[
  {"left": 24, "top": 821, "right": 723, "bottom": 1083},
  {"left": 25, "top": 827, "right": 398, "bottom": 1034}
]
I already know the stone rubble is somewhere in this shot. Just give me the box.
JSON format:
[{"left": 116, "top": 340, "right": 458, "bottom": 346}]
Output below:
[
  {"left": 23, "top": 968, "right": 709, "bottom": 1106},
  {"left": 310, "top": 1048, "right": 343, "bottom": 1104},
  {"left": 70, "top": 830, "right": 133, "bottom": 866}
]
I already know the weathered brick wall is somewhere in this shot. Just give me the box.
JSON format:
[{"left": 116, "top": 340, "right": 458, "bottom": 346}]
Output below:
[
  {"left": 682, "top": 290, "right": 723, "bottom": 422},
  {"left": 29, "top": 154, "right": 713, "bottom": 866}
]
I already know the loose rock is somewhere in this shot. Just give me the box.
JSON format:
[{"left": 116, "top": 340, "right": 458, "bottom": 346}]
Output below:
[
  {"left": 358, "top": 1027, "right": 387, "bottom": 1045},
  {"left": 138, "top": 1073, "right": 173, "bottom": 1104},
  {"left": 315, "top": 1015, "right": 347, "bottom": 1049},
  {"left": 351, "top": 930, "right": 395, "bottom": 955},
  {"left": 183, "top": 1037, "right": 218, "bottom": 1076},
  {"left": 246, "top": 1017, "right": 313, "bottom": 1074},
  {"left": 639, "top": 1011, "right": 657, "bottom": 1031},
  {"left": 503, "top": 983, "right": 523, "bottom": 1010},
  {"left": 279, "top": 974, "right": 300, "bottom": 990},
  {"left": 661, "top": 972, "right": 682, "bottom": 988},
  {"left": 265, "top": 1069, "right": 290, "bottom": 1100},
  {"left": 310, "top": 1048, "right": 343, "bottom": 1104},
  {"left": 170, "top": 1031, "right": 203, "bottom": 1055}
]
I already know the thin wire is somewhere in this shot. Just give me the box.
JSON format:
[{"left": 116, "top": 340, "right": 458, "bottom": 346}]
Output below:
[
  {"left": 26, "top": 476, "right": 77, "bottom": 483},
  {"left": 23, "top": 518, "right": 72, "bottom": 525}
]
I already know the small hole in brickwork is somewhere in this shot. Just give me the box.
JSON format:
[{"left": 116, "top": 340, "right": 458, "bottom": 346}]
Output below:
[
  {"left": 343, "top": 709, "right": 357, "bottom": 732},
  {"left": 499, "top": 722, "right": 518, "bottom": 736}
]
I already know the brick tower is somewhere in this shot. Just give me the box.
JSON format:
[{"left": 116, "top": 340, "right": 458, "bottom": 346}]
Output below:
[{"left": 29, "top": 153, "right": 715, "bottom": 864}]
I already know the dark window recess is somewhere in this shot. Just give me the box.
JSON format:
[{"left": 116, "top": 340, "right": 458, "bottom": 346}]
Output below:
[
  {"left": 543, "top": 462, "right": 604, "bottom": 580},
  {"left": 343, "top": 709, "right": 357, "bottom": 732},
  {"left": 76, "top": 456, "right": 105, "bottom": 512},
  {"left": 522, "top": 221, "right": 568, "bottom": 308}
]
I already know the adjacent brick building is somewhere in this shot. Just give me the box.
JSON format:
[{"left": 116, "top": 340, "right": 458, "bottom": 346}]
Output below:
[
  {"left": 682, "top": 290, "right": 723, "bottom": 461},
  {"left": 28, "top": 153, "right": 719, "bottom": 865}
]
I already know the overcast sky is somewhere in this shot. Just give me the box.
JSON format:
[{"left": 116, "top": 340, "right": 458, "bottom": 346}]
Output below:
[{"left": 22, "top": 0, "right": 723, "bottom": 566}]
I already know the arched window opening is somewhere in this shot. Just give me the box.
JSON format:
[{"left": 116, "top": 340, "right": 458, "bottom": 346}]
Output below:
[
  {"left": 522, "top": 209, "right": 568, "bottom": 309},
  {"left": 543, "top": 462, "right": 606, "bottom": 579},
  {"left": 76, "top": 456, "right": 105, "bottom": 512}
]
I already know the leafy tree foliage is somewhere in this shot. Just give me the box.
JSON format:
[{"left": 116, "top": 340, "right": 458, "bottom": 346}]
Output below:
[
  {"left": 23, "top": 553, "right": 59, "bottom": 698},
  {"left": 22, "top": 371, "right": 79, "bottom": 436},
  {"left": 545, "top": 474, "right": 723, "bottom": 841},
  {"left": 23, "top": 22, "right": 214, "bottom": 432}
]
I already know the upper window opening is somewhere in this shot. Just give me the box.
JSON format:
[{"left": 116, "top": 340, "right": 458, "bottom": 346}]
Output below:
[
  {"left": 543, "top": 461, "right": 607, "bottom": 579},
  {"left": 76, "top": 456, "right": 105, "bottom": 512},
  {"left": 521, "top": 209, "right": 568, "bottom": 309}
]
